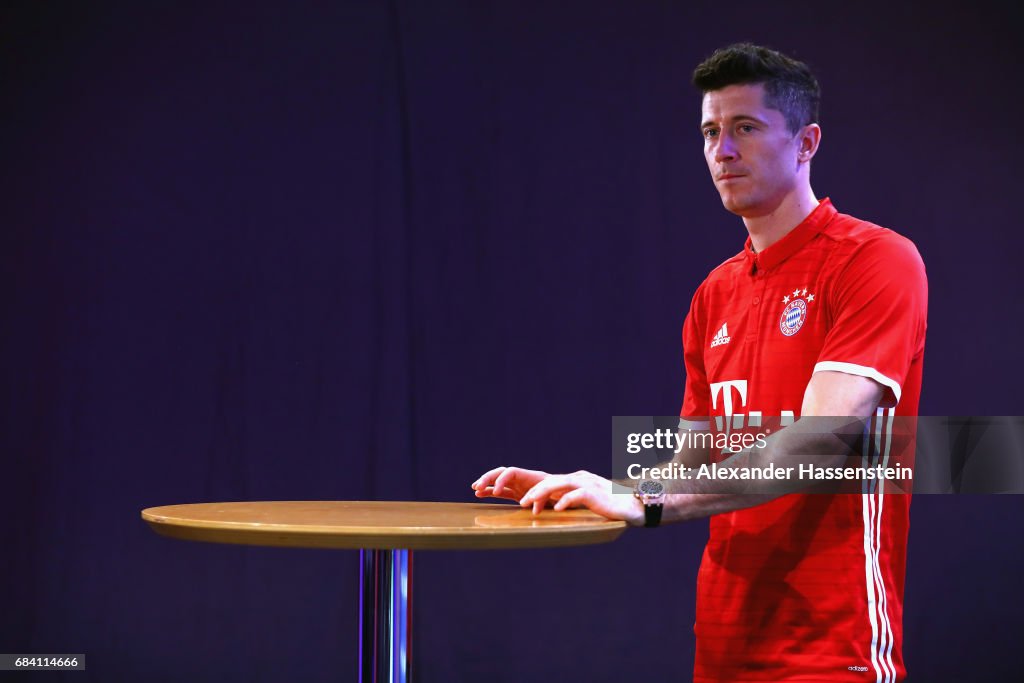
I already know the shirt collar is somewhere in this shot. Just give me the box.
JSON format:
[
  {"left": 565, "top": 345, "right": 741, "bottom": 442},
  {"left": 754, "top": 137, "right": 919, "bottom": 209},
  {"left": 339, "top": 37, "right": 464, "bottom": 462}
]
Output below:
[{"left": 744, "top": 198, "right": 837, "bottom": 273}]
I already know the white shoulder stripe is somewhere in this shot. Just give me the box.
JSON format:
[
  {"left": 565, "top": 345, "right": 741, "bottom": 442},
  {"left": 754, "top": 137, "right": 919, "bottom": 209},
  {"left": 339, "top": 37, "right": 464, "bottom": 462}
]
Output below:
[{"left": 813, "top": 361, "right": 902, "bottom": 404}]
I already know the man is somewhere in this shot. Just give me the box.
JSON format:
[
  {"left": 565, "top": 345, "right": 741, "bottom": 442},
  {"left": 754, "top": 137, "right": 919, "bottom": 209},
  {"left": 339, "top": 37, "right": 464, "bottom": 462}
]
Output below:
[{"left": 472, "top": 43, "right": 927, "bottom": 682}]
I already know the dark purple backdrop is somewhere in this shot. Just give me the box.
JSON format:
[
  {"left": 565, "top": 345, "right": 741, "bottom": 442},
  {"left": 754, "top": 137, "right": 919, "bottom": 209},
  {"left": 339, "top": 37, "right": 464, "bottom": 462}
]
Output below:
[{"left": 3, "top": 1, "right": 1022, "bottom": 681}]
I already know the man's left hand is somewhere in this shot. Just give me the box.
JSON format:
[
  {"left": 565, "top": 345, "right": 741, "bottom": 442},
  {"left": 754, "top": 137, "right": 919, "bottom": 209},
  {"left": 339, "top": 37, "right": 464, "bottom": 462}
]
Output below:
[{"left": 519, "top": 470, "right": 645, "bottom": 526}]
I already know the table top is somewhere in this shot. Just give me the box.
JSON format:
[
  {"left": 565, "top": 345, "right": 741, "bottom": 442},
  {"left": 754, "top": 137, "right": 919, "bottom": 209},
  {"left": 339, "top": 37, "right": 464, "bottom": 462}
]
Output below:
[{"left": 141, "top": 501, "right": 628, "bottom": 550}]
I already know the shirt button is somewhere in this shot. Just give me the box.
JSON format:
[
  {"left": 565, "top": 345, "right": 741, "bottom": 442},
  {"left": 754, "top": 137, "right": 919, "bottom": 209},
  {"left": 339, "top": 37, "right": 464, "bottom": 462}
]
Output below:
[{"left": 752, "top": 296, "right": 761, "bottom": 306}]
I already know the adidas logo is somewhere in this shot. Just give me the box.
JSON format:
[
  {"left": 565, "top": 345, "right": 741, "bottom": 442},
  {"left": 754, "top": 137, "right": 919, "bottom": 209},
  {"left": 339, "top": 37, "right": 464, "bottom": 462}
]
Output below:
[{"left": 710, "top": 323, "right": 731, "bottom": 348}]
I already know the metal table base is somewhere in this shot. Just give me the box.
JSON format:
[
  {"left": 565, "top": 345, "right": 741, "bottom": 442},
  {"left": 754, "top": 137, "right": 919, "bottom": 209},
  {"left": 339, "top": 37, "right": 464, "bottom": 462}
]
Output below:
[{"left": 360, "top": 549, "right": 412, "bottom": 683}]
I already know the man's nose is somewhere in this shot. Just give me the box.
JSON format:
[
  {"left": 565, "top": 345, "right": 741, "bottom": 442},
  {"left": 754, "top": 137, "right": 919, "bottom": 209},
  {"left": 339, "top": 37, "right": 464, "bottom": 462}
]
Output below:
[{"left": 714, "top": 131, "right": 738, "bottom": 162}]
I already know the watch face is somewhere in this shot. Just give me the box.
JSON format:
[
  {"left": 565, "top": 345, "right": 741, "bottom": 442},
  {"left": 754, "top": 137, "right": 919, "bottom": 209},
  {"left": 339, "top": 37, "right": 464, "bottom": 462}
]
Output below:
[{"left": 637, "top": 480, "right": 664, "bottom": 496}]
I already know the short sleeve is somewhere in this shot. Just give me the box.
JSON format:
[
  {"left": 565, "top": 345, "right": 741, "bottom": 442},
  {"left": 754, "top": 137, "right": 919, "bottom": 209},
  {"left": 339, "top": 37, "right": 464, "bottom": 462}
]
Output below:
[
  {"left": 681, "top": 286, "right": 711, "bottom": 422},
  {"left": 814, "top": 233, "right": 928, "bottom": 405}
]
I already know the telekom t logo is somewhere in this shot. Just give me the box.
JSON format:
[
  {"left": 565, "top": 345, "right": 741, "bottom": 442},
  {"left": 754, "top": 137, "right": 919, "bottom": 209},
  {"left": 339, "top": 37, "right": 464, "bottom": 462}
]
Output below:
[
  {"left": 710, "top": 380, "right": 750, "bottom": 434},
  {"left": 710, "top": 379, "right": 747, "bottom": 418},
  {"left": 709, "top": 379, "right": 795, "bottom": 433}
]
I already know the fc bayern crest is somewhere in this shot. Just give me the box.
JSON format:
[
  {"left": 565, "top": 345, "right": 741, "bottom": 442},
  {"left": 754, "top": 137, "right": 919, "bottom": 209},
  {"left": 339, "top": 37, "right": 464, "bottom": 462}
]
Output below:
[
  {"left": 780, "top": 299, "right": 807, "bottom": 336},
  {"left": 779, "top": 287, "right": 815, "bottom": 337}
]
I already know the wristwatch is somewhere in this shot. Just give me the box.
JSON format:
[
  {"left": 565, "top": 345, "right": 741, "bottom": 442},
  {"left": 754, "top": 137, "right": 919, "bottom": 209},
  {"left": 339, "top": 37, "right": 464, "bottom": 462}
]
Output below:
[{"left": 634, "top": 479, "right": 666, "bottom": 528}]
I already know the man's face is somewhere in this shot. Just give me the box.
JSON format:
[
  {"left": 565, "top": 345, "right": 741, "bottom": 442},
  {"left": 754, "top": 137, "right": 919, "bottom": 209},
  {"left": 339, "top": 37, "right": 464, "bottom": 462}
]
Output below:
[{"left": 701, "top": 83, "right": 804, "bottom": 217}]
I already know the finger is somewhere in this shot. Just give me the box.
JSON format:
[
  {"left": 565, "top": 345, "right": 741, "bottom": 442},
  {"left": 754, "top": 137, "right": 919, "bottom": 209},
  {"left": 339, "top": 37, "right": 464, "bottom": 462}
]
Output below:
[
  {"left": 471, "top": 466, "right": 507, "bottom": 490},
  {"left": 530, "top": 488, "right": 567, "bottom": 513},
  {"left": 553, "top": 488, "right": 588, "bottom": 511},
  {"left": 521, "top": 475, "right": 574, "bottom": 507},
  {"left": 527, "top": 489, "right": 557, "bottom": 514},
  {"left": 524, "top": 489, "right": 548, "bottom": 516},
  {"left": 474, "top": 485, "right": 519, "bottom": 501},
  {"left": 492, "top": 466, "right": 526, "bottom": 497},
  {"left": 529, "top": 482, "right": 582, "bottom": 515},
  {"left": 493, "top": 464, "right": 524, "bottom": 497}
]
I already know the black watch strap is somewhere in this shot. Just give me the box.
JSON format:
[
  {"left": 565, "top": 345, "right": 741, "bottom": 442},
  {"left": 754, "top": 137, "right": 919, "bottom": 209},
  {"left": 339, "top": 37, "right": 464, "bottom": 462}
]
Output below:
[{"left": 643, "top": 503, "right": 663, "bottom": 528}]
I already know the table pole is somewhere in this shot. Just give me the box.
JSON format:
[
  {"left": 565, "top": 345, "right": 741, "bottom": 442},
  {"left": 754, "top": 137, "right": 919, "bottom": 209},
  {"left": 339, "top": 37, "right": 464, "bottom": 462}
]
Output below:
[{"left": 360, "top": 549, "right": 412, "bottom": 682}]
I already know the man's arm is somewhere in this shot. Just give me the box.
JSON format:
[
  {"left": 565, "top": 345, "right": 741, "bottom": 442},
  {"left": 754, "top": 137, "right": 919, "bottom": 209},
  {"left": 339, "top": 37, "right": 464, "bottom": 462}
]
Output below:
[
  {"left": 471, "top": 420, "right": 715, "bottom": 520},
  {"left": 479, "top": 370, "right": 884, "bottom": 526},
  {"left": 649, "top": 370, "right": 883, "bottom": 522}
]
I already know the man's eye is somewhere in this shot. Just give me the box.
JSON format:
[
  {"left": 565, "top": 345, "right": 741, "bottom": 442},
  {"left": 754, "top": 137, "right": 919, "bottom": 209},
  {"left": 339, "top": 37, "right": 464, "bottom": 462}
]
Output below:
[
  {"left": 703, "top": 129, "right": 718, "bottom": 139},
  {"left": 739, "top": 124, "right": 755, "bottom": 134}
]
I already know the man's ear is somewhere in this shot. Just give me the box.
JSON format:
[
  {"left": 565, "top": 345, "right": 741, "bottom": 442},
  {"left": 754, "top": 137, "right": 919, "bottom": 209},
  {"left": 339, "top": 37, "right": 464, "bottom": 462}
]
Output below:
[{"left": 798, "top": 123, "right": 822, "bottom": 162}]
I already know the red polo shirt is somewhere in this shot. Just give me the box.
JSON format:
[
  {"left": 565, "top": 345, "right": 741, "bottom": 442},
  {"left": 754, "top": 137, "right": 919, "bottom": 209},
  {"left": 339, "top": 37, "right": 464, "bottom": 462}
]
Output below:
[{"left": 681, "top": 199, "right": 928, "bottom": 682}]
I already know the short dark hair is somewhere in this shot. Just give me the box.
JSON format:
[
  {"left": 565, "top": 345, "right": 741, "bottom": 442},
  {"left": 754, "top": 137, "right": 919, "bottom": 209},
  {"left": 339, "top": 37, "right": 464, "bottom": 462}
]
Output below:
[{"left": 692, "top": 43, "right": 820, "bottom": 134}]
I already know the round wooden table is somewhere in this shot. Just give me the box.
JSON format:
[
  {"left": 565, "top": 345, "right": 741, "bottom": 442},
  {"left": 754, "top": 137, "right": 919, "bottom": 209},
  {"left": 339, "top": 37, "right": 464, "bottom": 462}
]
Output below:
[{"left": 141, "top": 501, "right": 627, "bottom": 682}]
